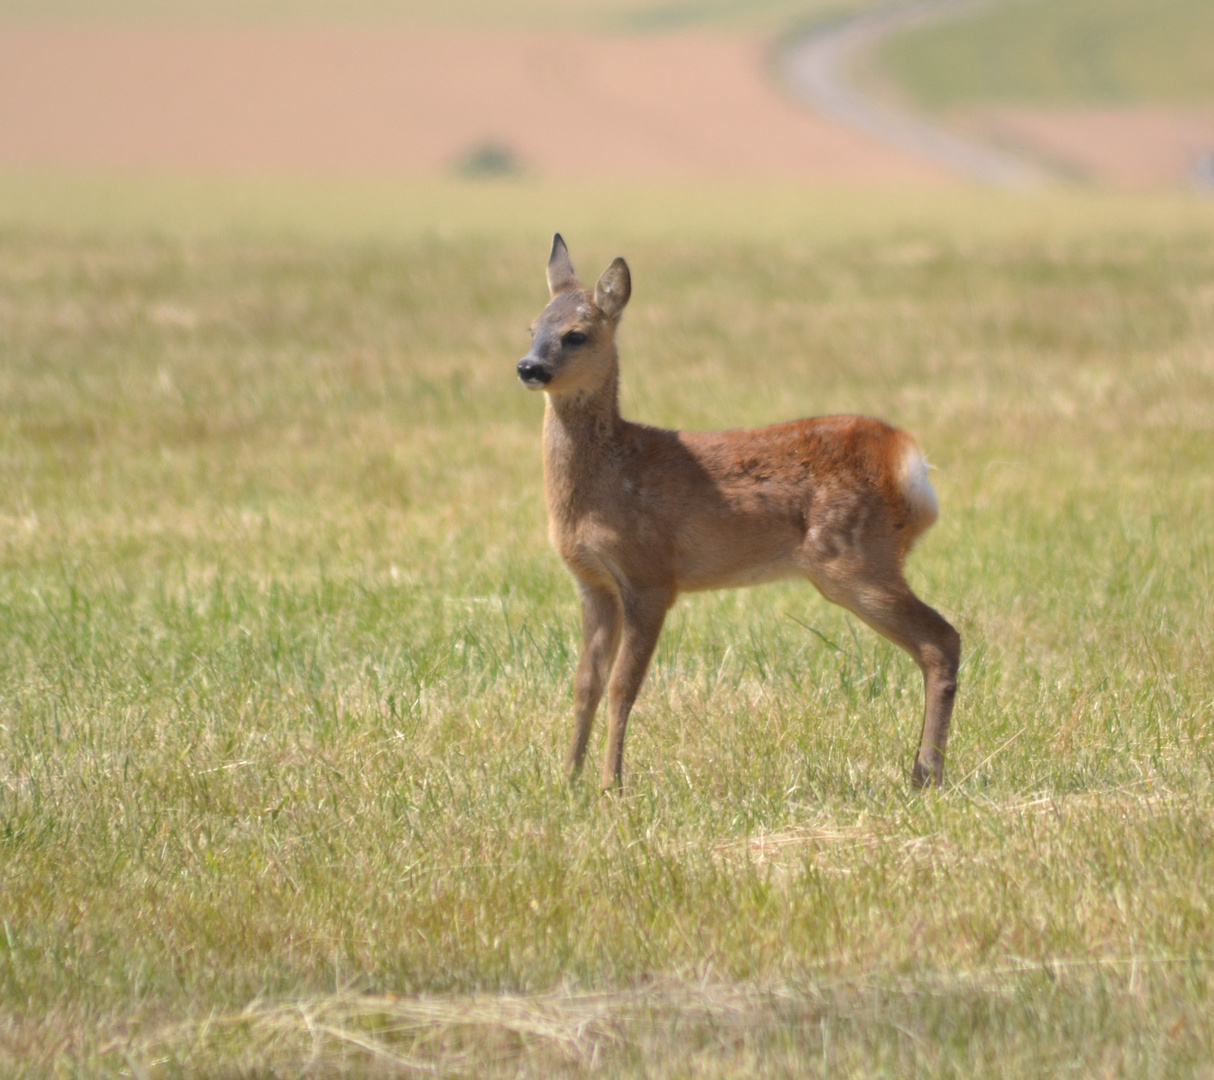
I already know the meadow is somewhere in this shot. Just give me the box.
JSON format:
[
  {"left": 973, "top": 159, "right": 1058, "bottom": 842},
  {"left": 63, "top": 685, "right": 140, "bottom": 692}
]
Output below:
[
  {"left": 880, "top": 0, "right": 1214, "bottom": 110},
  {"left": 0, "top": 182, "right": 1212, "bottom": 1076}
]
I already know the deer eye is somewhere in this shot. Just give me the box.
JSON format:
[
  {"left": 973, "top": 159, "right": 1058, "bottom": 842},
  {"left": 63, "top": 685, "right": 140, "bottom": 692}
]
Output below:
[{"left": 563, "top": 330, "right": 588, "bottom": 348}]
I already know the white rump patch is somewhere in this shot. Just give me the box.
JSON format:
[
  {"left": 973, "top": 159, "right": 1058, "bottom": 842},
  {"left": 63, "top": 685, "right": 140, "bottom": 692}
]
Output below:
[{"left": 898, "top": 440, "right": 939, "bottom": 528}]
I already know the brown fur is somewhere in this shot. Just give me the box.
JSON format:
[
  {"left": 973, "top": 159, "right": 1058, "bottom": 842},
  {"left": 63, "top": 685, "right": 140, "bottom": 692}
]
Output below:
[{"left": 518, "top": 235, "right": 959, "bottom": 790}]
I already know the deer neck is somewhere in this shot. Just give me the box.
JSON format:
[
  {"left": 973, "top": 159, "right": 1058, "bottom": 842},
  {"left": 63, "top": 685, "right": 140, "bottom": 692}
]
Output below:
[{"left": 541, "top": 363, "right": 622, "bottom": 515}]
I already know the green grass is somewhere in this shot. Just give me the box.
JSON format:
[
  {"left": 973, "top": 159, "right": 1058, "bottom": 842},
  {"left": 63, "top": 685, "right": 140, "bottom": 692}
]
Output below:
[
  {"left": 1, "top": 185, "right": 1214, "bottom": 1075},
  {"left": 879, "top": 0, "right": 1214, "bottom": 110},
  {"left": 5, "top": 170, "right": 1214, "bottom": 245}
]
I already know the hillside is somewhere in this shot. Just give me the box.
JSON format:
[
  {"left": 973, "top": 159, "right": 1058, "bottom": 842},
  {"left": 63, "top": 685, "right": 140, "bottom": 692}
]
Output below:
[{"left": 879, "top": 0, "right": 1214, "bottom": 110}]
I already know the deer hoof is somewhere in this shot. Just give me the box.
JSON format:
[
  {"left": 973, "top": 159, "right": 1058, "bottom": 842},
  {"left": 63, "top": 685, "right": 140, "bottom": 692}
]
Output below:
[{"left": 912, "top": 757, "right": 943, "bottom": 790}]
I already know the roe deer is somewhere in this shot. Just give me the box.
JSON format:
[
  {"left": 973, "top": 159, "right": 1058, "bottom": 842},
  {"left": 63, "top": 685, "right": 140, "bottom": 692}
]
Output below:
[{"left": 517, "top": 235, "right": 959, "bottom": 790}]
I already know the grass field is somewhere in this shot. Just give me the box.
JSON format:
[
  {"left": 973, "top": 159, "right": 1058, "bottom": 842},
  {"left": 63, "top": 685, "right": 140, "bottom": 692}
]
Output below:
[
  {"left": 1, "top": 183, "right": 1213, "bottom": 1076},
  {"left": 879, "top": 0, "right": 1214, "bottom": 110}
]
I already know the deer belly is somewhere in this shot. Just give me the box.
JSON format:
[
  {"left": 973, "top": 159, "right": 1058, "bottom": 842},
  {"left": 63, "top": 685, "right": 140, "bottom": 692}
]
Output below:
[{"left": 674, "top": 517, "right": 804, "bottom": 592}]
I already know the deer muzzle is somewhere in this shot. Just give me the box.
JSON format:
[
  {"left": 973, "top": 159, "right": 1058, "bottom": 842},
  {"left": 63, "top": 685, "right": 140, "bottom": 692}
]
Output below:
[{"left": 517, "top": 358, "right": 552, "bottom": 388}]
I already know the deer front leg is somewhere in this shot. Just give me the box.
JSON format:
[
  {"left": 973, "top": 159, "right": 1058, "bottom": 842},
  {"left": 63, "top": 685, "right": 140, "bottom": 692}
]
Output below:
[
  {"left": 601, "top": 587, "right": 673, "bottom": 790},
  {"left": 566, "top": 582, "right": 623, "bottom": 781}
]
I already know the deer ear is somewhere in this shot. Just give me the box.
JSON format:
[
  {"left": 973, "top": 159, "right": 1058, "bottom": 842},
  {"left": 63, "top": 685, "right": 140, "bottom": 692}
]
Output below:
[
  {"left": 594, "top": 257, "right": 631, "bottom": 320},
  {"left": 547, "top": 233, "right": 580, "bottom": 297}
]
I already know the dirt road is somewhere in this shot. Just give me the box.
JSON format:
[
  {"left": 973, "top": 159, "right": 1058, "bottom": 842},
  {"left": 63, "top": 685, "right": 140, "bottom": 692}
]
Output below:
[
  {"left": 779, "top": 0, "right": 1043, "bottom": 186},
  {"left": 779, "top": 0, "right": 1214, "bottom": 188}
]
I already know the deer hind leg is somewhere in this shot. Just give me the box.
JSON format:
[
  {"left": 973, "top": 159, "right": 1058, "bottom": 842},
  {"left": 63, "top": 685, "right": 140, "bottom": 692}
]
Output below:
[
  {"left": 601, "top": 586, "right": 674, "bottom": 790},
  {"left": 812, "top": 568, "right": 960, "bottom": 788},
  {"left": 567, "top": 581, "right": 623, "bottom": 781}
]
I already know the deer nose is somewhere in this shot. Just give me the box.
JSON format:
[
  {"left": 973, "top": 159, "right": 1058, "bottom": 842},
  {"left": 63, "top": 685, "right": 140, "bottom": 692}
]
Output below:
[{"left": 517, "top": 359, "right": 552, "bottom": 387}]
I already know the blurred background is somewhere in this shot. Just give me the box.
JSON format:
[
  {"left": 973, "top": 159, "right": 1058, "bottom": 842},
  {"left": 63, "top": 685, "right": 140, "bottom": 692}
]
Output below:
[{"left": 1, "top": 0, "right": 1212, "bottom": 232}]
